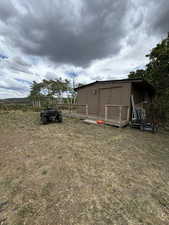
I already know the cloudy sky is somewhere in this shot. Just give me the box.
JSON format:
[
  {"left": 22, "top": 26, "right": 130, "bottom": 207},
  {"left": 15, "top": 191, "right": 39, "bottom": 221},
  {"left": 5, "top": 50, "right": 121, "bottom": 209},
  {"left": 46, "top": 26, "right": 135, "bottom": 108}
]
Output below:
[{"left": 0, "top": 0, "right": 168, "bottom": 98}]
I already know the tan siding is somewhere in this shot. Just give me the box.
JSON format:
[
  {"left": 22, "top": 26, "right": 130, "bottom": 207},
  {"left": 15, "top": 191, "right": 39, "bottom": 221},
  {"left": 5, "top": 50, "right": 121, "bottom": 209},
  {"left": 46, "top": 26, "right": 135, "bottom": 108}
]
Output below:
[
  {"left": 76, "top": 82, "right": 131, "bottom": 118},
  {"left": 77, "top": 84, "right": 98, "bottom": 116},
  {"left": 98, "top": 83, "right": 131, "bottom": 117}
]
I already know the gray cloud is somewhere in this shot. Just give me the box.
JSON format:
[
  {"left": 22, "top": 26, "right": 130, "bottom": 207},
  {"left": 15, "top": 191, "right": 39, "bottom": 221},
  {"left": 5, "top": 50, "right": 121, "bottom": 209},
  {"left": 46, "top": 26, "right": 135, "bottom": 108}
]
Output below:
[
  {"left": 1, "top": 56, "right": 32, "bottom": 74},
  {"left": 8, "top": 57, "right": 32, "bottom": 74},
  {"left": 13, "top": 56, "right": 31, "bottom": 68},
  {"left": 1, "top": 0, "right": 169, "bottom": 68},
  {"left": 1, "top": 0, "right": 130, "bottom": 67},
  {"left": 0, "top": 0, "right": 18, "bottom": 22},
  {"left": 45, "top": 72, "right": 57, "bottom": 80},
  {"left": 146, "top": 0, "right": 169, "bottom": 36},
  {"left": 0, "top": 0, "right": 169, "bottom": 68},
  {"left": 0, "top": 76, "right": 30, "bottom": 92},
  {"left": 152, "top": 2, "right": 169, "bottom": 35},
  {"left": 0, "top": 85, "right": 27, "bottom": 92}
]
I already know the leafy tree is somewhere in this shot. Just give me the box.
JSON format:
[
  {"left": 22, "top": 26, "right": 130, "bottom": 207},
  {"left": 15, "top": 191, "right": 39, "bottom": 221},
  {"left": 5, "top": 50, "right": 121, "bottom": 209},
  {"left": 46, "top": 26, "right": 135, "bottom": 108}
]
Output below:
[
  {"left": 50, "top": 78, "right": 70, "bottom": 103},
  {"left": 29, "top": 81, "right": 42, "bottom": 99},
  {"left": 29, "top": 78, "right": 73, "bottom": 105},
  {"left": 128, "top": 33, "right": 169, "bottom": 125},
  {"left": 128, "top": 69, "right": 145, "bottom": 79}
]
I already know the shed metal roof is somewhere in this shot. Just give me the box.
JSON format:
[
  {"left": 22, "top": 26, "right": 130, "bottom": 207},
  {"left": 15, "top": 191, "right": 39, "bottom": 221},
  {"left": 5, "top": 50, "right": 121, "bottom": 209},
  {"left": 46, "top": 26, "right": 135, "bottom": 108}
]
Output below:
[{"left": 74, "top": 78, "right": 155, "bottom": 94}]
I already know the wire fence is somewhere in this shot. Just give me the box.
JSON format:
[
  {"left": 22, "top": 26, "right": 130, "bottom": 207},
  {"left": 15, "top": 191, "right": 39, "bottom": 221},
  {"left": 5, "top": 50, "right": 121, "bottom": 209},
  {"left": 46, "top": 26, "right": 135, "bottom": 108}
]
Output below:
[{"left": 0, "top": 100, "right": 88, "bottom": 117}]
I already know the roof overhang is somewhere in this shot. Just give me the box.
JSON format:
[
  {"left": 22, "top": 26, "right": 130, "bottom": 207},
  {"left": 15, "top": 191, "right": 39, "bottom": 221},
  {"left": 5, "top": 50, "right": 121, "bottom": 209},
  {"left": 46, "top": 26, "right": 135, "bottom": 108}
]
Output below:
[{"left": 74, "top": 78, "right": 155, "bottom": 96}]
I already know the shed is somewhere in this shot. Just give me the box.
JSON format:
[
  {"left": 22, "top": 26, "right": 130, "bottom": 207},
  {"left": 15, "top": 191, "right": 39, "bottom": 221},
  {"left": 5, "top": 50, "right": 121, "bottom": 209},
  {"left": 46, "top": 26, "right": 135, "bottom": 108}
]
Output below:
[{"left": 74, "top": 78, "right": 155, "bottom": 127}]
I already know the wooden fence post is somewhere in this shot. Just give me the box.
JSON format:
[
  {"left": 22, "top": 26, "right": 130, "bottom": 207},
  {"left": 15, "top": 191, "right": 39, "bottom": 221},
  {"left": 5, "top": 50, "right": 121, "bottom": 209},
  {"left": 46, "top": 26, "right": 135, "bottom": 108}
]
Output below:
[
  {"left": 39, "top": 100, "right": 41, "bottom": 108},
  {"left": 119, "top": 106, "right": 122, "bottom": 125},
  {"left": 86, "top": 105, "right": 88, "bottom": 117},
  {"left": 105, "top": 105, "right": 108, "bottom": 121},
  {"left": 127, "top": 106, "right": 130, "bottom": 121},
  {"left": 69, "top": 104, "right": 72, "bottom": 113}
]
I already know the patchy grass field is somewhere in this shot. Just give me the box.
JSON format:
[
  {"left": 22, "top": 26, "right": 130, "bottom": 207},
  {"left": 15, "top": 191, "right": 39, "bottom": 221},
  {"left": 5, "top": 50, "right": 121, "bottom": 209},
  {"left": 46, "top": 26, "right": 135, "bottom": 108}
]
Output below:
[{"left": 0, "top": 111, "right": 169, "bottom": 225}]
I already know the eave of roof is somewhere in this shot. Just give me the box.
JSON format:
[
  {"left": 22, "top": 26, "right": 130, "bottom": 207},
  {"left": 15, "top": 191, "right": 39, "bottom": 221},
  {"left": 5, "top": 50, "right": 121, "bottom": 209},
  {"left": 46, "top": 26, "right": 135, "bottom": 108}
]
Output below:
[
  {"left": 74, "top": 78, "right": 155, "bottom": 95},
  {"left": 74, "top": 78, "right": 146, "bottom": 90}
]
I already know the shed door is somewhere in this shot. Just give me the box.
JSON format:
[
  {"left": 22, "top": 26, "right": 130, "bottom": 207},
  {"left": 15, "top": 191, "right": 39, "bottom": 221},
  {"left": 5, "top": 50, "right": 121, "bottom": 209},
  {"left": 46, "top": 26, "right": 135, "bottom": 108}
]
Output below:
[{"left": 99, "top": 87, "right": 122, "bottom": 117}]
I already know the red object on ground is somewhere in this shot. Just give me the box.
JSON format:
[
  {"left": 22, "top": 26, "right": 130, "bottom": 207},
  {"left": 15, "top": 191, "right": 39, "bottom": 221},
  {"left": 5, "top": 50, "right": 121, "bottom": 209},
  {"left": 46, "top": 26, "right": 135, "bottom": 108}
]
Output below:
[{"left": 96, "top": 120, "right": 105, "bottom": 124}]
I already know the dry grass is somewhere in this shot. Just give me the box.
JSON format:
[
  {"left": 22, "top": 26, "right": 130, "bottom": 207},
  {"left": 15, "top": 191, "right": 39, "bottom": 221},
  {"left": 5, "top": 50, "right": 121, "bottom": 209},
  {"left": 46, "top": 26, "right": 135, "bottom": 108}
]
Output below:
[{"left": 0, "top": 111, "right": 169, "bottom": 225}]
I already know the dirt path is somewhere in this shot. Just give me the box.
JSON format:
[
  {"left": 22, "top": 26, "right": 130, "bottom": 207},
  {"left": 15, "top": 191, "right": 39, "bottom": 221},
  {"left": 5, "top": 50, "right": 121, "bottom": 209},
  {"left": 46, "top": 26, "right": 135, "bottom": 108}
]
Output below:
[{"left": 0, "top": 111, "right": 169, "bottom": 225}]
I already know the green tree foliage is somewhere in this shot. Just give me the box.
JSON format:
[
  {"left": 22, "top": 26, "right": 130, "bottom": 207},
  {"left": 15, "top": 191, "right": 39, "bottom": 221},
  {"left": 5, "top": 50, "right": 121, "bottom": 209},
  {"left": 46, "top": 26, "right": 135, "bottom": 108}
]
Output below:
[
  {"left": 128, "top": 69, "right": 145, "bottom": 79},
  {"left": 29, "top": 81, "right": 42, "bottom": 100},
  {"left": 29, "top": 77, "right": 85, "bottom": 105},
  {"left": 128, "top": 34, "right": 169, "bottom": 124},
  {"left": 29, "top": 78, "right": 70, "bottom": 103}
]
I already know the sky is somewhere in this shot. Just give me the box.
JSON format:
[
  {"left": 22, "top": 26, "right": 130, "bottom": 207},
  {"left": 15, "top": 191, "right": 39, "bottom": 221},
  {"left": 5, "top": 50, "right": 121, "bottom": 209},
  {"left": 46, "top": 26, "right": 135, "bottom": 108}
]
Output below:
[{"left": 0, "top": 0, "right": 169, "bottom": 98}]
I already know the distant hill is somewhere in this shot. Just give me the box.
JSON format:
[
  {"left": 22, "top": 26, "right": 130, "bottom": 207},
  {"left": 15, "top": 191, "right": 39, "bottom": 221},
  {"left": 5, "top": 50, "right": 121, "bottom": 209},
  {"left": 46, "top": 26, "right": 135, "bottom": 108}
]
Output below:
[{"left": 0, "top": 97, "right": 31, "bottom": 104}]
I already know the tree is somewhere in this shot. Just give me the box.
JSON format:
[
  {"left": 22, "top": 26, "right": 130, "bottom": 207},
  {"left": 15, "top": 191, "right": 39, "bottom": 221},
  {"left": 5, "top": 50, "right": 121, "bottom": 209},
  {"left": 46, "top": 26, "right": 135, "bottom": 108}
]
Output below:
[
  {"left": 145, "top": 36, "right": 169, "bottom": 92},
  {"left": 29, "top": 78, "right": 70, "bottom": 105},
  {"left": 128, "top": 69, "right": 145, "bottom": 79},
  {"left": 50, "top": 78, "right": 70, "bottom": 103},
  {"left": 128, "top": 33, "right": 169, "bottom": 124},
  {"left": 29, "top": 81, "right": 44, "bottom": 100}
]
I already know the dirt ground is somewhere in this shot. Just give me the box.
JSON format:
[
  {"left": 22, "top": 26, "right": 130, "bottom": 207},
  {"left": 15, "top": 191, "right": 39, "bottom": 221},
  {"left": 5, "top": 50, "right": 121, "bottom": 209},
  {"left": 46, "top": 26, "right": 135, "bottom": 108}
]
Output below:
[{"left": 0, "top": 111, "right": 169, "bottom": 225}]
